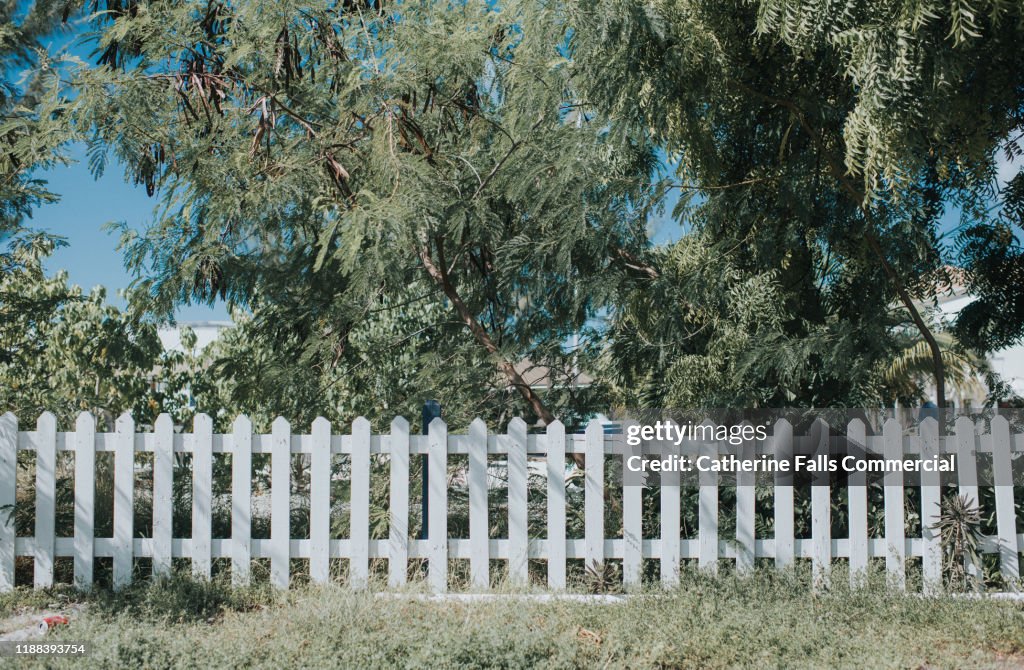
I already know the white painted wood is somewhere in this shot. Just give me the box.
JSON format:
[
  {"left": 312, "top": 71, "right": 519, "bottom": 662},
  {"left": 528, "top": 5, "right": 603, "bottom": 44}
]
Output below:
[
  {"left": 271, "top": 417, "right": 291, "bottom": 589},
  {"left": 114, "top": 413, "right": 134, "bottom": 590},
  {"left": 698, "top": 421, "right": 719, "bottom": 574},
  {"left": 546, "top": 421, "right": 566, "bottom": 590},
  {"left": 919, "top": 418, "right": 942, "bottom": 594},
  {"left": 74, "top": 412, "right": 96, "bottom": 589},
  {"left": 954, "top": 416, "right": 981, "bottom": 585},
  {"left": 991, "top": 416, "right": 1020, "bottom": 587},
  {"left": 0, "top": 413, "right": 17, "bottom": 591},
  {"left": 883, "top": 418, "right": 906, "bottom": 590},
  {"left": 231, "top": 415, "right": 252, "bottom": 586},
  {"left": 660, "top": 433, "right": 680, "bottom": 587},
  {"left": 508, "top": 418, "right": 529, "bottom": 586},
  {"left": 427, "top": 418, "right": 448, "bottom": 593},
  {"left": 192, "top": 414, "right": 213, "bottom": 580},
  {"left": 34, "top": 412, "right": 56, "bottom": 588},
  {"left": 811, "top": 419, "right": 831, "bottom": 589},
  {"left": 584, "top": 420, "right": 605, "bottom": 576},
  {"left": 310, "top": 417, "right": 331, "bottom": 584},
  {"left": 388, "top": 417, "right": 410, "bottom": 588},
  {"left": 847, "top": 419, "right": 869, "bottom": 587},
  {"left": 622, "top": 429, "right": 642, "bottom": 590},
  {"left": 153, "top": 414, "right": 174, "bottom": 579},
  {"left": 736, "top": 424, "right": 755, "bottom": 576},
  {"left": 468, "top": 418, "right": 489, "bottom": 589},
  {"left": 773, "top": 419, "right": 794, "bottom": 569},
  {"left": 350, "top": 417, "right": 371, "bottom": 589}
]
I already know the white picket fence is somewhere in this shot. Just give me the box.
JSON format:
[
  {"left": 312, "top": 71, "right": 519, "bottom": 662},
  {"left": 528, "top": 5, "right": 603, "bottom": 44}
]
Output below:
[{"left": 1, "top": 412, "right": 1022, "bottom": 594}]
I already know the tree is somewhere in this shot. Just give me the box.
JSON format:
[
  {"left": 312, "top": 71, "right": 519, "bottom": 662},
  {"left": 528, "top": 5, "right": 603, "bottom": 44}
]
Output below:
[
  {"left": 1, "top": 0, "right": 77, "bottom": 242},
  {"left": 74, "top": 0, "right": 657, "bottom": 426},
  {"left": 535, "top": 0, "right": 1024, "bottom": 408},
  {"left": 0, "top": 240, "right": 166, "bottom": 428}
]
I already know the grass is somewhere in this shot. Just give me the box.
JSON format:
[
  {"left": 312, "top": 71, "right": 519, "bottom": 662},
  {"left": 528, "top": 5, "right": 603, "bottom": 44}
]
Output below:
[{"left": 4, "top": 570, "right": 1024, "bottom": 669}]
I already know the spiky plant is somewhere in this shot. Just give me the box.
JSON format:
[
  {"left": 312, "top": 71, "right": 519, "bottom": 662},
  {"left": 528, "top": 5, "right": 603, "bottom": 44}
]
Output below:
[{"left": 930, "top": 493, "right": 983, "bottom": 592}]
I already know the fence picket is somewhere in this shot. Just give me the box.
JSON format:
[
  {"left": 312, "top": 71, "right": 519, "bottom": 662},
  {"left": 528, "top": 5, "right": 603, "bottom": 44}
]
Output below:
[
  {"left": 699, "top": 421, "right": 719, "bottom": 574},
  {"left": 389, "top": 417, "right": 410, "bottom": 588},
  {"left": 153, "top": 414, "right": 174, "bottom": 579},
  {"left": 585, "top": 420, "right": 604, "bottom": 576},
  {"left": 427, "top": 418, "right": 448, "bottom": 593},
  {"left": 847, "top": 419, "right": 868, "bottom": 586},
  {"left": 919, "top": 418, "right": 942, "bottom": 594},
  {"left": 231, "top": 415, "right": 252, "bottom": 586},
  {"left": 271, "top": 417, "right": 291, "bottom": 589},
  {"left": 509, "top": 418, "right": 529, "bottom": 586},
  {"left": 991, "top": 416, "right": 1020, "bottom": 586},
  {"left": 954, "top": 416, "right": 981, "bottom": 585},
  {"left": 546, "top": 421, "right": 566, "bottom": 590},
  {"left": 623, "top": 430, "right": 642, "bottom": 590},
  {"left": 74, "top": 412, "right": 96, "bottom": 589},
  {"left": 736, "top": 425, "right": 755, "bottom": 575},
  {"left": 660, "top": 436, "right": 680, "bottom": 587},
  {"left": 811, "top": 419, "right": 831, "bottom": 589},
  {"left": 773, "top": 419, "right": 794, "bottom": 569},
  {"left": 192, "top": 414, "right": 213, "bottom": 580},
  {"left": 0, "top": 413, "right": 17, "bottom": 591},
  {"left": 883, "top": 418, "right": 906, "bottom": 590},
  {"left": 114, "top": 413, "right": 134, "bottom": 590},
  {"left": 468, "top": 418, "right": 489, "bottom": 589},
  {"left": 310, "top": 417, "right": 331, "bottom": 584},
  {"left": 351, "top": 417, "right": 371, "bottom": 589},
  {"left": 34, "top": 412, "right": 56, "bottom": 588}
]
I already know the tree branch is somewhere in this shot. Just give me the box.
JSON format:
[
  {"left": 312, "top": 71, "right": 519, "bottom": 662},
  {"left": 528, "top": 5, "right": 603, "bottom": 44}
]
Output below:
[
  {"left": 417, "top": 241, "right": 557, "bottom": 425},
  {"left": 739, "top": 81, "right": 947, "bottom": 407}
]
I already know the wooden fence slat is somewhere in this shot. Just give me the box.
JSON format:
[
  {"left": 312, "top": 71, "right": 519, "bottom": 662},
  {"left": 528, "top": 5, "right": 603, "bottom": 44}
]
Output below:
[
  {"left": 883, "top": 418, "right": 906, "bottom": 590},
  {"left": 192, "top": 414, "right": 213, "bottom": 580},
  {"left": 350, "top": 417, "right": 371, "bottom": 589},
  {"left": 231, "top": 415, "right": 252, "bottom": 586},
  {"left": 114, "top": 413, "right": 134, "bottom": 590},
  {"left": 0, "top": 413, "right": 17, "bottom": 591},
  {"left": 74, "top": 412, "right": 96, "bottom": 589},
  {"left": 151, "top": 415, "right": 174, "bottom": 578},
  {"left": 152, "top": 414, "right": 174, "bottom": 578},
  {"left": 699, "top": 421, "right": 719, "bottom": 574},
  {"left": 992, "top": 416, "right": 1020, "bottom": 586},
  {"left": 388, "top": 417, "right": 410, "bottom": 588},
  {"left": 34, "top": 412, "right": 57, "bottom": 588},
  {"left": 584, "top": 420, "right": 605, "bottom": 576},
  {"left": 508, "top": 418, "right": 529, "bottom": 586},
  {"left": 427, "top": 418, "right": 448, "bottom": 593},
  {"left": 660, "top": 436, "right": 680, "bottom": 587},
  {"left": 271, "top": 417, "right": 291, "bottom": 589},
  {"left": 468, "top": 418, "right": 489, "bottom": 589},
  {"left": 773, "top": 419, "right": 794, "bottom": 569},
  {"left": 919, "top": 417, "right": 942, "bottom": 594},
  {"left": 954, "top": 416, "right": 981, "bottom": 586},
  {"left": 811, "top": 419, "right": 832, "bottom": 589},
  {"left": 622, "top": 430, "right": 642, "bottom": 590},
  {"left": 736, "top": 425, "right": 756, "bottom": 575},
  {"left": 847, "top": 419, "right": 869, "bottom": 587},
  {"left": 310, "top": 417, "right": 331, "bottom": 584},
  {"left": 546, "top": 421, "right": 566, "bottom": 590}
]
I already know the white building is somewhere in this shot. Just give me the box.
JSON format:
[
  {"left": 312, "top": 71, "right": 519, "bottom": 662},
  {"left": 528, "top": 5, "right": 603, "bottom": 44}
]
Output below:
[
  {"left": 934, "top": 284, "right": 1024, "bottom": 405},
  {"left": 157, "top": 321, "right": 233, "bottom": 353}
]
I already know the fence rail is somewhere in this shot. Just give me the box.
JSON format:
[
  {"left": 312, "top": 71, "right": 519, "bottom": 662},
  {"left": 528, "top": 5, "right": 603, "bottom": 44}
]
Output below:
[{"left": 1, "top": 412, "right": 1023, "bottom": 594}]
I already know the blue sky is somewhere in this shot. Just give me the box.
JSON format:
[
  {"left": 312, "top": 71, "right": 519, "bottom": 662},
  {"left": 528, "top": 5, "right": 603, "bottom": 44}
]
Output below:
[{"left": 33, "top": 144, "right": 231, "bottom": 321}]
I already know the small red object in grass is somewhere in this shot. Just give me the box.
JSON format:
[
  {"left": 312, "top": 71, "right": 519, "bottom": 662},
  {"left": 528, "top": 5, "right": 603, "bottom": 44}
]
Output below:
[{"left": 37, "top": 614, "right": 69, "bottom": 633}]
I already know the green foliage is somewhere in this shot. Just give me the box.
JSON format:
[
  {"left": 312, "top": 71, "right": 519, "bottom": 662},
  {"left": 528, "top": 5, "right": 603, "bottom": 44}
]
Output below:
[
  {"left": 0, "top": 242, "right": 165, "bottom": 428},
  {"left": 71, "top": 0, "right": 657, "bottom": 426}
]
